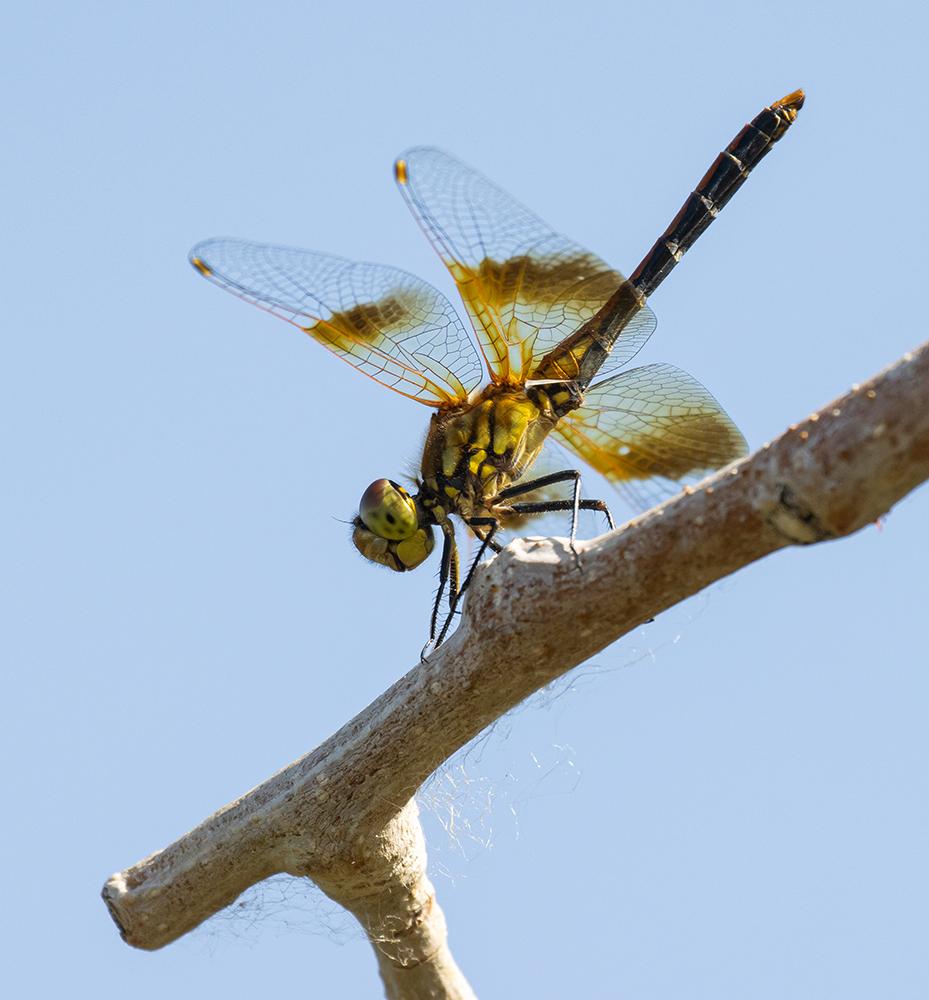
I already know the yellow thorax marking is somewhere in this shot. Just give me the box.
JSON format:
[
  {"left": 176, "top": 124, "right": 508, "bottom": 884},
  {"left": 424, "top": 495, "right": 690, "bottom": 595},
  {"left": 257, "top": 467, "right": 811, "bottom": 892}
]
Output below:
[
  {"left": 442, "top": 445, "right": 460, "bottom": 478},
  {"left": 492, "top": 396, "right": 537, "bottom": 455},
  {"left": 467, "top": 448, "right": 487, "bottom": 475}
]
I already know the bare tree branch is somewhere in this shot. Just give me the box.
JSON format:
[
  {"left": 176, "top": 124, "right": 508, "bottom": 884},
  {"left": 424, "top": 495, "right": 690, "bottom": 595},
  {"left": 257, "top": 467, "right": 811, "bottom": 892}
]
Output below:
[{"left": 103, "top": 339, "right": 929, "bottom": 998}]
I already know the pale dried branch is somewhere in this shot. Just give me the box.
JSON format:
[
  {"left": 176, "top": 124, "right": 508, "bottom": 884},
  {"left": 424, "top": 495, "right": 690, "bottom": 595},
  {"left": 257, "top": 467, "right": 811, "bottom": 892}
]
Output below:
[{"left": 103, "top": 339, "right": 929, "bottom": 998}]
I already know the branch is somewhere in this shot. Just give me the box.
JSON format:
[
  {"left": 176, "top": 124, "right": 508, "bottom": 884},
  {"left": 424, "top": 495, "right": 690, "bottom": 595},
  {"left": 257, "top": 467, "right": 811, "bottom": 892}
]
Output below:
[{"left": 103, "top": 339, "right": 929, "bottom": 997}]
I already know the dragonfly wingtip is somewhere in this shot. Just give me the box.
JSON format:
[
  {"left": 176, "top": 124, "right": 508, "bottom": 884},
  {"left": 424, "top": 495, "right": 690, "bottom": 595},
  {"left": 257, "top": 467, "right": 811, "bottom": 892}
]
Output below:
[
  {"left": 394, "top": 158, "right": 409, "bottom": 185},
  {"left": 190, "top": 255, "right": 212, "bottom": 277}
]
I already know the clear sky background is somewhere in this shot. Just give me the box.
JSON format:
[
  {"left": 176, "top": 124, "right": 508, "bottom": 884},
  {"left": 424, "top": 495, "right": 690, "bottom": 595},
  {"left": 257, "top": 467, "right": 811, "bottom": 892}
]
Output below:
[{"left": 4, "top": 2, "right": 928, "bottom": 997}]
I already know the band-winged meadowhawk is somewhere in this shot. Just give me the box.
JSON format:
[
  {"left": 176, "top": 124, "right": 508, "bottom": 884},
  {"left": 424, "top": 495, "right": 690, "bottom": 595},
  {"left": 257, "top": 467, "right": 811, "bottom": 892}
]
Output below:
[{"left": 190, "top": 90, "right": 804, "bottom": 648}]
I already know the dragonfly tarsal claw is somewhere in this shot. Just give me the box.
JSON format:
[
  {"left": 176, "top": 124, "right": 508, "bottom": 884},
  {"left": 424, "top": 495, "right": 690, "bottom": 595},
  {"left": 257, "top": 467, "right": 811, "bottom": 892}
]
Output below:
[{"left": 568, "top": 538, "right": 583, "bottom": 573}]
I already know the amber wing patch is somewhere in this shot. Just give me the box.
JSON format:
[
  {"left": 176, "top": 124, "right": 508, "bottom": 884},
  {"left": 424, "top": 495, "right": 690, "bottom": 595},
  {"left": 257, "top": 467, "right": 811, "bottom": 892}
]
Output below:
[
  {"left": 554, "top": 363, "right": 748, "bottom": 509},
  {"left": 188, "top": 238, "right": 483, "bottom": 406},
  {"left": 396, "top": 147, "right": 657, "bottom": 383}
]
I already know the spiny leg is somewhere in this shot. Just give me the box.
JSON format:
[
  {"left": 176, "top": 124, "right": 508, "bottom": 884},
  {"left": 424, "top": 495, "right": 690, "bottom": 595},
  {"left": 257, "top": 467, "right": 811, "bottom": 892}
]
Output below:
[
  {"left": 496, "top": 469, "right": 584, "bottom": 547},
  {"left": 508, "top": 498, "right": 615, "bottom": 532},
  {"left": 460, "top": 516, "right": 499, "bottom": 603},
  {"left": 428, "top": 533, "right": 450, "bottom": 642},
  {"left": 480, "top": 524, "right": 505, "bottom": 554},
  {"left": 429, "top": 489, "right": 615, "bottom": 649},
  {"left": 423, "top": 521, "right": 459, "bottom": 659},
  {"left": 569, "top": 474, "right": 581, "bottom": 550},
  {"left": 447, "top": 525, "right": 460, "bottom": 612},
  {"left": 433, "top": 516, "right": 499, "bottom": 649},
  {"left": 496, "top": 469, "right": 581, "bottom": 502}
]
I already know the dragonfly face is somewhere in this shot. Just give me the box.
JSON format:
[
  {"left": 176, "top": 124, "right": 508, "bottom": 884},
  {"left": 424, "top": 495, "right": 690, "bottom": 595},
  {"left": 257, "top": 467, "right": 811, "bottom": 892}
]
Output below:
[
  {"left": 190, "top": 90, "right": 803, "bottom": 646},
  {"left": 352, "top": 478, "right": 435, "bottom": 572}
]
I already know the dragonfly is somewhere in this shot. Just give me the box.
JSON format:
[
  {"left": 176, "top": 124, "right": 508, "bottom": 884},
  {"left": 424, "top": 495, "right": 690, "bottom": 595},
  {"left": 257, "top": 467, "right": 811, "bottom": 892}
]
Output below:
[{"left": 190, "top": 90, "right": 804, "bottom": 650}]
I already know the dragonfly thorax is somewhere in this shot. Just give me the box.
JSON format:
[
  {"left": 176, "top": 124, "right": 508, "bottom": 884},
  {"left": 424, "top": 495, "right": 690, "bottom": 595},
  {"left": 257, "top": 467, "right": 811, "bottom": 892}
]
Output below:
[
  {"left": 351, "top": 386, "right": 561, "bottom": 574},
  {"left": 418, "top": 384, "right": 560, "bottom": 521}
]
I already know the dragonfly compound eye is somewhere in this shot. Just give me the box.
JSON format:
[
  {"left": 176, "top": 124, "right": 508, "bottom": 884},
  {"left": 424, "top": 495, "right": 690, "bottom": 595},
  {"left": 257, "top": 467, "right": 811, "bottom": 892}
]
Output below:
[{"left": 358, "top": 479, "right": 419, "bottom": 541}]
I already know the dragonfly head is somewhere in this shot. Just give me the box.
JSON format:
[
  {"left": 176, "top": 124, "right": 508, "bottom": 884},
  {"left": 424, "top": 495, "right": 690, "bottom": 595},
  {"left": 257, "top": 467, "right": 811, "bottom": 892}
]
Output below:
[{"left": 352, "top": 479, "right": 434, "bottom": 572}]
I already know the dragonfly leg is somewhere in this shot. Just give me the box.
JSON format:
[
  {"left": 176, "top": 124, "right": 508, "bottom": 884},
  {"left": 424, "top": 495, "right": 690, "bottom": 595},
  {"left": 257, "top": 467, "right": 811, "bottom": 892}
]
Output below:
[
  {"left": 495, "top": 468, "right": 582, "bottom": 502},
  {"left": 423, "top": 521, "right": 459, "bottom": 660},
  {"left": 433, "top": 516, "right": 498, "bottom": 649},
  {"left": 495, "top": 468, "right": 585, "bottom": 550},
  {"left": 508, "top": 497, "right": 615, "bottom": 532},
  {"left": 590, "top": 498, "right": 616, "bottom": 531},
  {"left": 569, "top": 474, "right": 581, "bottom": 550},
  {"left": 507, "top": 494, "right": 591, "bottom": 572},
  {"left": 481, "top": 525, "right": 505, "bottom": 554},
  {"left": 460, "top": 517, "right": 498, "bottom": 596},
  {"left": 428, "top": 532, "right": 450, "bottom": 642}
]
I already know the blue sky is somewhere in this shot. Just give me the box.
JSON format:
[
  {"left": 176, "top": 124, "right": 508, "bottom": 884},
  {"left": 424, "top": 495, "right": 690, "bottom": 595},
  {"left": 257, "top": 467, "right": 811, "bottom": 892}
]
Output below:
[{"left": 4, "top": 2, "right": 928, "bottom": 997}]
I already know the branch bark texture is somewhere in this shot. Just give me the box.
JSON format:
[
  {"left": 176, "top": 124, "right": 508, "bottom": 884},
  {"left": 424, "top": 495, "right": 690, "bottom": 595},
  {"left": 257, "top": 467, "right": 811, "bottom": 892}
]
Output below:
[{"left": 103, "top": 340, "right": 929, "bottom": 997}]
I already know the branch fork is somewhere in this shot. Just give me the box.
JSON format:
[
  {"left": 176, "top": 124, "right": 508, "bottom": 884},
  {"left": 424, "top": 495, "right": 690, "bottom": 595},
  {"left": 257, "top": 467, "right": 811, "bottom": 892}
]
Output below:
[{"left": 104, "top": 340, "right": 929, "bottom": 999}]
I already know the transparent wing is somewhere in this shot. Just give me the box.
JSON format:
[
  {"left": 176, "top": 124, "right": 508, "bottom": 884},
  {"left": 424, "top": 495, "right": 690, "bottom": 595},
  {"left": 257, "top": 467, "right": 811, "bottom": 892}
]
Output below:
[
  {"left": 395, "top": 147, "right": 657, "bottom": 383},
  {"left": 554, "top": 364, "right": 748, "bottom": 510},
  {"left": 189, "top": 238, "right": 484, "bottom": 406}
]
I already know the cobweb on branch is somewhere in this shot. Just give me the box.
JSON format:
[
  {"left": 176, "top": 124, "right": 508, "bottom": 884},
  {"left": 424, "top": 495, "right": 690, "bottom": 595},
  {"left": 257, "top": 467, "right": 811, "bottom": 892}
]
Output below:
[
  {"left": 418, "top": 590, "right": 713, "bottom": 880},
  {"left": 191, "top": 589, "right": 713, "bottom": 944},
  {"left": 192, "top": 875, "right": 361, "bottom": 951}
]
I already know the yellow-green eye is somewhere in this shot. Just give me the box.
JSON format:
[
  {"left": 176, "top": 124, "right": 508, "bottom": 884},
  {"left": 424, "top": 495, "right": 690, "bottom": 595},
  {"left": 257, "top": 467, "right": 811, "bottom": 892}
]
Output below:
[{"left": 358, "top": 479, "right": 418, "bottom": 540}]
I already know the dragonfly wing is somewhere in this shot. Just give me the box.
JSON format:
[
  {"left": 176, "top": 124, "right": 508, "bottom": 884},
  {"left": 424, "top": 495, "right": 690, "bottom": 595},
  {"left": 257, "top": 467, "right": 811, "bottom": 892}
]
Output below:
[
  {"left": 395, "top": 147, "right": 657, "bottom": 383},
  {"left": 554, "top": 364, "right": 748, "bottom": 510},
  {"left": 189, "top": 238, "right": 484, "bottom": 406}
]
